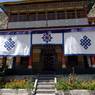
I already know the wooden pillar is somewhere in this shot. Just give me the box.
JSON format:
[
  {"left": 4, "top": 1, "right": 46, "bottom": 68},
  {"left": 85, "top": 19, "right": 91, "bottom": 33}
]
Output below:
[
  {"left": 2, "top": 57, "right": 7, "bottom": 70},
  {"left": 6, "top": 57, "right": 14, "bottom": 69},
  {"left": 87, "top": 56, "right": 92, "bottom": 67},
  {"left": 28, "top": 56, "right": 32, "bottom": 69},
  {"left": 16, "top": 56, "right": 21, "bottom": 66},
  {"left": 91, "top": 56, "right": 95, "bottom": 67},
  {"left": 61, "top": 53, "right": 66, "bottom": 68},
  {"left": 0, "top": 57, "right": 3, "bottom": 69}
]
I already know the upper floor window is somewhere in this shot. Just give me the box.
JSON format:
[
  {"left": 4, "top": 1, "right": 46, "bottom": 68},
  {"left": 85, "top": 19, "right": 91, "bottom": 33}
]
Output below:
[
  {"left": 9, "top": 9, "right": 87, "bottom": 22},
  {"left": 9, "top": 14, "right": 18, "bottom": 22},
  {"left": 47, "top": 12, "right": 56, "bottom": 20},
  {"left": 19, "top": 13, "right": 28, "bottom": 21},
  {"left": 37, "top": 12, "right": 46, "bottom": 21},
  {"left": 29, "top": 13, "right": 36, "bottom": 21},
  {"left": 77, "top": 9, "right": 86, "bottom": 18},
  {"left": 57, "top": 11, "right": 65, "bottom": 19},
  {"left": 67, "top": 10, "right": 76, "bottom": 19}
]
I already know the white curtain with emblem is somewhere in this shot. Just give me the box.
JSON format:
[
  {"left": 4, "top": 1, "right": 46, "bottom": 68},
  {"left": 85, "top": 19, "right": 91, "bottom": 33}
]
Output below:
[
  {"left": 32, "top": 33, "right": 63, "bottom": 44},
  {"left": 64, "top": 31, "right": 95, "bottom": 55},
  {"left": 0, "top": 34, "right": 31, "bottom": 56}
]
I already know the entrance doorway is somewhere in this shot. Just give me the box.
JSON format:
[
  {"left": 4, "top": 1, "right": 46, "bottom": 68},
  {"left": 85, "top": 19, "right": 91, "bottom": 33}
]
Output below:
[{"left": 40, "top": 45, "right": 57, "bottom": 74}]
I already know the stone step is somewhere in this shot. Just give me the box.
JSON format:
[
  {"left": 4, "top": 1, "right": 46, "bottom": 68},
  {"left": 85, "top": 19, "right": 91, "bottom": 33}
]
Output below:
[
  {"left": 38, "top": 81, "right": 54, "bottom": 85},
  {"left": 37, "top": 85, "right": 55, "bottom": 89},
  {"left": 38, "top": 76, "right": 54, "bottom": 78},
  {"left": 36, "top": 93, "right": 55, "bottom": 95},
  {"left": 39, "top": 75, "right": 54, "bottom": 77},
  {"left": 38, "top": 75, "right": 54, "bottom": 77},
  {"left": 38, "top": 75, "right": 55, "bottom": 77},
  {"left": 38, "top": 78, "right": 54, "bottom": 80},
  {"left": 36, "top": 75, "right": 55, "bottom": 95},
  {"left": 36, "top": 89, "right": 55, "bottom": 93},
  {"left": 38, "top": 79, "right": 54, "bottom": 82}
]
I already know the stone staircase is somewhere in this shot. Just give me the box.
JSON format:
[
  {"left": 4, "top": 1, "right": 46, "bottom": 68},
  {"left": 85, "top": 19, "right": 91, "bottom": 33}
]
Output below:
[{"left": 35, "top": 75, "right": 56, "bottom": 95}]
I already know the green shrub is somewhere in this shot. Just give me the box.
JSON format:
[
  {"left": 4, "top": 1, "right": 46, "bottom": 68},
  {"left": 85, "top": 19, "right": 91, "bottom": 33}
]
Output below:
[
  {"left": 56, "top": 79, "right": 69, "bottom": 91},
  {"left": 3, "top": 79, "right": 33, "bottom": 89},
  {"left": 56, "top": 75, "right": 95, "bottom": 91}
]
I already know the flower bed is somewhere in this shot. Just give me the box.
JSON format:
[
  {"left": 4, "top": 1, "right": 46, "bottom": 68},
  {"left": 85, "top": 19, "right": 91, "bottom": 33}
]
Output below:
[
  {"left": 56, "top": 74, "right": 95, "bottom": 95},
  {"left": 56, "top": 79, "right": 95, "bottom": 91},
  {"left": 56, "top": 75, "right": 95, "bottom": 90},
  {"left": 1, "top": 79, "right": 33, "bottom": 89},
  {"left": 0, "top": 78, "right": 34, "bottom": 95}
]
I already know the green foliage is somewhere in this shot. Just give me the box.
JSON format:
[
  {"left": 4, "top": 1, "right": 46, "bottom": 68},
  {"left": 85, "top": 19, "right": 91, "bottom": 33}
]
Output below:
[
  {"left": 88, "top": 0, "right": 95, "bottom": 11},
  {"left": 2, "top": 79, "right": 33, "bottom": 89},
  {"left": 56, "top": 74, "right": 95, "bottom": 91},
  {"left": 56, "top": 79, "right": 70, "bottom": 91},
  {"left": 0, "top": 77, "right": 4, "bottom": 88}
]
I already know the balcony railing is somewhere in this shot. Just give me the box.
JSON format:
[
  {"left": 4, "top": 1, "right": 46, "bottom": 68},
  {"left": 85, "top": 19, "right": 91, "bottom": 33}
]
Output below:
[{"left": 8, "top": 18, "right": 88, "bottom": 29}]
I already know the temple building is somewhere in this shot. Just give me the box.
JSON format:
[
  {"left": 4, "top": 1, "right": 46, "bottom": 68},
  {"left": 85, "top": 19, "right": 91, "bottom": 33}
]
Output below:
[{"left": 0, "top": 0, "right": 95, "bottom": 75}]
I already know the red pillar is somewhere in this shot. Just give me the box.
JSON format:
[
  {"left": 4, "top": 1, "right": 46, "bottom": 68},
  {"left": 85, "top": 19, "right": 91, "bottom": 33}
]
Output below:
[
  {"left": 61, "top": 53, "right": 66, "bottom": 68},
  {"left": 16, "top": 57, "right": 20, "bottom": 66},
  {"left": 28, "top": 56, "right": 32, "bottom": 69},
  {"left": 91, "top": 56, "right": 95, "bottom": 66}
]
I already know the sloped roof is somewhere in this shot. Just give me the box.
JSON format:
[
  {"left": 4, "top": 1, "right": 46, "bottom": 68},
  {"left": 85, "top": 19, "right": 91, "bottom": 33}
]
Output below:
[
  {"left": 0, "top": 0, "right": 87, "bottom": 6},
  {"left": 0, "top": 0, "right": 61, "bottom": 5}
]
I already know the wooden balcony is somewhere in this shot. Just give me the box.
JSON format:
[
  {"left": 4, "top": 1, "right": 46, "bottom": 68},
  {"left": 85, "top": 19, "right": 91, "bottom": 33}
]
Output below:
[
  {"left": 8, "top": 18, "right": 88, "bottom": 29},
  {"left": 6, "top": 1, "right": 87, "bottom": 13}
]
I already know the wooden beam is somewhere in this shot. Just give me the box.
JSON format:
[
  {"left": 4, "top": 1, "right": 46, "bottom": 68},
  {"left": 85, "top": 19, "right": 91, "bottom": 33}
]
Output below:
[
  {"left": 0, "top": 0, "right": 61, "bottom": 6},
  {"left": 8, "top": 7, "right": 84, "bottom": 14}
]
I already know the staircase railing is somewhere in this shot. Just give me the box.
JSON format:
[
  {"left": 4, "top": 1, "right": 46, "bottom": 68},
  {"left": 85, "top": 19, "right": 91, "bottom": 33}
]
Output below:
[
  {"left": 54, "top": 77, "right": 57, "bottom": 95},
  {"left": 32, "top": 78, "right": 38, "bottom": 95}
]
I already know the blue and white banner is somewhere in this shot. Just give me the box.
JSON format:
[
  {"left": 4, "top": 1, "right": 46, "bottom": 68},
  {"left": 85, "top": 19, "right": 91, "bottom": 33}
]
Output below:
[
  {"left": 64, "top": 31, "right": 95, "bottom": 55},
  {"left": 0, "top": 33, "right": 31, "bottom": 56},
  {"left": 32, "top": 32, "right": 62, "bottom": 44}
]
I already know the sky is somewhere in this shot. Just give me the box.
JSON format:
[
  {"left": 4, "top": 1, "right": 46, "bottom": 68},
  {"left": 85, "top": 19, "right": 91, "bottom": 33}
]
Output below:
[
  {"left": 0, "top": 0, "right": 17, "bottom": 2},
  {"left": 0, "top": 0, "right": 20, "bottom": 11}
]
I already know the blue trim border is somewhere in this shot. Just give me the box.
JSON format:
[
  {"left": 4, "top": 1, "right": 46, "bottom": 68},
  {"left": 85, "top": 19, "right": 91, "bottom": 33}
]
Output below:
[{"left": 1, "top": 28, "right": 95, "bottom": 56}]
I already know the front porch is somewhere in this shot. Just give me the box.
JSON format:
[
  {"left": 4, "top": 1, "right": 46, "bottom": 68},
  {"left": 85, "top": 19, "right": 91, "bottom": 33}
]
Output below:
[{"left": 1, "top": 44, "right": 95, "bottom": 75}]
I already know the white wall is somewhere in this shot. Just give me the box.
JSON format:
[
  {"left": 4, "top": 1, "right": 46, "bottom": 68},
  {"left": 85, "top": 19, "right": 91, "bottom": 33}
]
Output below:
[{"left": 8, "top": 18, "right": 88, "bottom": 29}]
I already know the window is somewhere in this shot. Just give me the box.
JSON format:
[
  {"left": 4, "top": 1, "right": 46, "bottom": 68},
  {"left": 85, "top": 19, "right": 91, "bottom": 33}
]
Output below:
[
  {"left": 77, "top": 9, "right": 86, "bottom": 18},
  {"left": 37, "top": 12, "right": 46, "bottom": 20},
  {"left": 9, "top": 13, "right": 29, "bottom": 22},
  {"left": 47, "top": 12, "right": 56, "bottom": 20},
  {"left": 18, "top": 13, "right": 28, "bottom": 21},
  {"left": 67, "top": 10, "right": 76, "bottom": 19},
  {"left": 29, "top": 13, "right": 36, "bottom": 21},
  {"left": 57, "top": 11, "right": 65, "bottom": 19},
  {"left": 9, "top": 14, "right": 18, "bottom": 22}
]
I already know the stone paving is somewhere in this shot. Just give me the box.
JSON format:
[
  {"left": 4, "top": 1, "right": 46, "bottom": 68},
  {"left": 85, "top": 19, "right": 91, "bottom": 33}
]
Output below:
[{"left": 57, "top": 90, "right": 95, "bottom": 95}]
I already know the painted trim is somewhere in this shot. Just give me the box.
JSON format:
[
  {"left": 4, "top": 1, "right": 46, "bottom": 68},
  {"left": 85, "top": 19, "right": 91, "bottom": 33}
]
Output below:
[
  {"left": 0, "top": 24, "right": 95, "bottom": 31},
  {"left": 64, "top": 54, "right": 95, "bottom": 56},
  {"left": 0, "top": 31, "right": 30, "bottom": 35}
]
